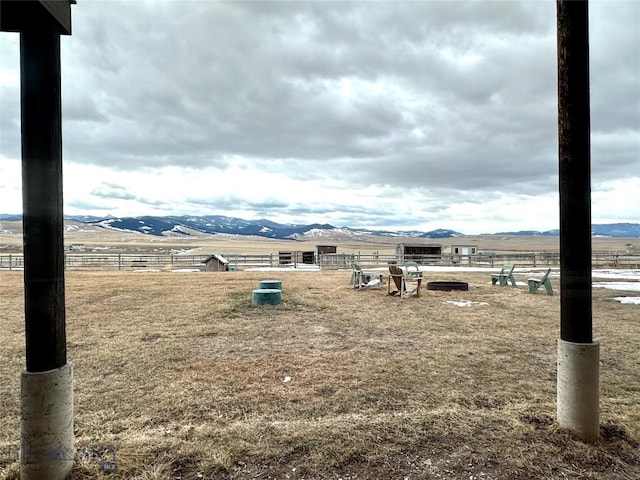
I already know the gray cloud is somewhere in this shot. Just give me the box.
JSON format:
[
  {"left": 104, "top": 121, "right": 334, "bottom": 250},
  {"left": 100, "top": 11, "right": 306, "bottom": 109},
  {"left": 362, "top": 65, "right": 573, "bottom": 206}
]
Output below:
[
  {"left": 1, "top": 0, "right": 638, "bottom": 230},
  {"left": 90, "top": 182, "right": 136, "bottom": 201}
]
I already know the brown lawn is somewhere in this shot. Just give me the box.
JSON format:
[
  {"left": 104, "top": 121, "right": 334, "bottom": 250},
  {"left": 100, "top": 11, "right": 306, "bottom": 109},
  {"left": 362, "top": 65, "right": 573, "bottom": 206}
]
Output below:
[{"left": 0, "top": 268, "right": 638, "bottom": 479}]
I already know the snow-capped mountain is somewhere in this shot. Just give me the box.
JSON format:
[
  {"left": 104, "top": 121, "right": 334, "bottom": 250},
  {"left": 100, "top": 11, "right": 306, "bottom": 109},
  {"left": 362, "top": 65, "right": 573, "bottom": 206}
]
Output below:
[
  {"left": 87, "top": 215, "right": 340, "bottom": 239},
  {"left": 1, "top": 213, "right": 639, "bottom": 239},
  {"left": 78, "top": 215, "right": 464, "bottom": 239}
]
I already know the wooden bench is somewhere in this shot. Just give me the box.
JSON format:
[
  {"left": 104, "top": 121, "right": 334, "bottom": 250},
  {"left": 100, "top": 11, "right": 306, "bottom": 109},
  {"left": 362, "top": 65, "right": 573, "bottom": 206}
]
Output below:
[
  {"left": 528, "top": 268, "right": 553, "bottom": 295},
  {"left": 491, "top": 263, "right": 516, "bottom": 287}
]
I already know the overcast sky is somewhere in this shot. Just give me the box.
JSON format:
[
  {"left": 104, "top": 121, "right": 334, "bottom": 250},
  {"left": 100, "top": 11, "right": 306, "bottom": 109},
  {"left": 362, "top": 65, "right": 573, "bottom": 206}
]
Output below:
[{"left": 1, "top": 0, "right": 638, "bottom": 234}]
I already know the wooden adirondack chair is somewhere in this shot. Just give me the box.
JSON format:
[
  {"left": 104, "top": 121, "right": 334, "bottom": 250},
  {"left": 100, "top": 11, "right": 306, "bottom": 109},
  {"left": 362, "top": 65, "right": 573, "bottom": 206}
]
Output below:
[
  {"left": 350, "top": 262, "right": 384, "bottom": 289},
  {"left": 528, "top": 268, "right": 553, "bottom": 295},
  {"left": 404, "top": 261, "right": 423, "bottom": 280},
  {"left": 388, "top": 265, "right": 422, "bottom": 297},
  {"left": 491, "top": 264, "right": 516, "bottom": 287}
]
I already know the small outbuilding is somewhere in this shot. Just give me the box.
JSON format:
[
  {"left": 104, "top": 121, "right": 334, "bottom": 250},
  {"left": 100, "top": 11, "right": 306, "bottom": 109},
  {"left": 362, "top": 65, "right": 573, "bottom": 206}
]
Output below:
[
  {"left": 450, "top": 244, "right": 479, "bottom": 264},
  {"left": 450, "top": 245, "right": 478, "bottom": 255},
  {"left": 396, "top": 243, "right": 442, "bottom": 263},
  {"left": 279, "top": 251, "right": 315, "bottom": 265},
  {"left": 316, "top": 245, "right": 337, "bottom": 256},
  {"left": 316, "top": 245, "right": 337, "bottom": 263},
  {"left": 202, "top": 254, "right": 230, "bottom": 272}
]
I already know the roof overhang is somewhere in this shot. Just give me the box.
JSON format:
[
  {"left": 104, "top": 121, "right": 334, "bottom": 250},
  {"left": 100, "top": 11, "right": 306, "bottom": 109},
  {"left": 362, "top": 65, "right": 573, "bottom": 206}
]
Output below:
[{"left": 1, "top": 0, "right": 76, "bottom": 35}]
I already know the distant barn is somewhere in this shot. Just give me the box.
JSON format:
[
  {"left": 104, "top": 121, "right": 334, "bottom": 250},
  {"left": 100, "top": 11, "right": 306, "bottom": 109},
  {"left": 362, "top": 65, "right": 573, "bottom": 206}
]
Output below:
[
  {"left": 396, "top": 243, "right": 442, "bottom": 263},
  {"left": 202, "top": 254, "right": 230, "bottom": 272},
  {"left": 316, "top": 245, "right": 337, "bottom": 256}
]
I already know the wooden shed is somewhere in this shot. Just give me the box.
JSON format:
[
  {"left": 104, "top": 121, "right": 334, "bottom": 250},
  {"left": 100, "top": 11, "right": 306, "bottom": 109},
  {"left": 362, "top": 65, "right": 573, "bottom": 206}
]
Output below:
[
  {"left": 279, "top": 251, "right": 315, "bottom": 265},
  {"left": 316, "top": 245, "right": 337, "bottom": 263},
  {"left": 395, "top": 243, "right": 442, "bottom": 263},
  {"left": 451, "top": 244, "right": 478, "bottom": 256},
  {"left": 450, "top": 244, "right": 479, "bottom": 264},
  {"left": 316, "top": 245, "right": 337, "bottom": 256},
  {"left": 202, "top": 254, "right": 230, "bottom": 272}
]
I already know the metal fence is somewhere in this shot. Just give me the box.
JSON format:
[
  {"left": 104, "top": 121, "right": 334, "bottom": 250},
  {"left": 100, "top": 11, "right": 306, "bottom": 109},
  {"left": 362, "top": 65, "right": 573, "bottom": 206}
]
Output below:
[
  {"left": 319, "top": 252, "right": 640, "bottom": 269},
  {"left": 0, "top": 253, "right": 274, "bottom": 271},
  {"left": 1, "top": 252, "right": 639, "bottom": 271}
]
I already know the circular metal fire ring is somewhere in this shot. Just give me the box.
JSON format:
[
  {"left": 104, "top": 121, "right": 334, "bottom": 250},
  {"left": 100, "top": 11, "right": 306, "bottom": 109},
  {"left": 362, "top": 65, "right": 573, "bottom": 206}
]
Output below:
[{"left": 426, "top": 281, "right": 469, "bottom": 291}]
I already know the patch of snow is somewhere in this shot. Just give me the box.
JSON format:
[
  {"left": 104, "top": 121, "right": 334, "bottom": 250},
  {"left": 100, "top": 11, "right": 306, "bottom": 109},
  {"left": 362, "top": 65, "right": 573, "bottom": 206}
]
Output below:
[
  {"left": 246, "top": 265, "right": 321, "bottom": 272},
  {"left": 613, "top": 297, "right": 640, "bottom": 305},
  {"left": 97, "top": 221, "right": 143, "bottom": 234},
  {"left": 171, "top": 248, "right": 202, "bottom": 255},
  {"left": 171, "top": 269, "right": 201, "bottom": 273},
  {"left": 339, "top": 266, "right": 639, "bottom": 293},
  {"left": 593, "top": 282, "right": 640, "bottom": 292},
  {"left": 592, "top": 269, "right": 640, "bottom": 281},
  {"left": 443, "top": 300, "right": 489, "bottom": 307},
  {"left": 301, "top": 228, "right": 331, "bottom": 237}
]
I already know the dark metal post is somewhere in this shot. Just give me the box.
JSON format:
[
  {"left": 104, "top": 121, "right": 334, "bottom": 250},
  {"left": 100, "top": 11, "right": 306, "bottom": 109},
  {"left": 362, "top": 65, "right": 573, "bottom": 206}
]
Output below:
[
  {"left": 20, "top": 20, "right": 67, "bottom": 372},
  {"left": 556, "top": 0, "right": 599, "bottom": 441},
  {"left": 2, "top": 2, "right": 77, "bottom": 476},
  {"left": 557, "top": 0, "right": 592, "bottom": 343}
]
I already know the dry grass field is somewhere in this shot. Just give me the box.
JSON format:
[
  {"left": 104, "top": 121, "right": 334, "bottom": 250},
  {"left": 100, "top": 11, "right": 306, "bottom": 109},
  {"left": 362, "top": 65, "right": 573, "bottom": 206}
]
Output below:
[{"left": 1, "top": 265, "right": 639, "bottom": 480}]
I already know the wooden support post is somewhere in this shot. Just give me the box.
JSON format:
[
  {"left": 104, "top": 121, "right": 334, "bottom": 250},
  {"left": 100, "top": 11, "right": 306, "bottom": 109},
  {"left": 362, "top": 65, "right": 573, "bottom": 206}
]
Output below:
[
  {"left": 2, "top": 2, "right": 76, "bottom": 478},
  {"left": 556, "top": 0, "right": 599, "bottom": 441},
  {"left": 557, "top": 0, "right": 592, "bottom": 343},
  {"left": 20, "top": 21, "right": 67, "bottom": 373}
]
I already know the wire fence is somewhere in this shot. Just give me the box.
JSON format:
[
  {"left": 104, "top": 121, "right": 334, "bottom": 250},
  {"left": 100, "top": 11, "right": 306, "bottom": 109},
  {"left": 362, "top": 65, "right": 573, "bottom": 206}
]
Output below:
[{"left": 1, "top": 252, "right": 638, "bottom": 271}]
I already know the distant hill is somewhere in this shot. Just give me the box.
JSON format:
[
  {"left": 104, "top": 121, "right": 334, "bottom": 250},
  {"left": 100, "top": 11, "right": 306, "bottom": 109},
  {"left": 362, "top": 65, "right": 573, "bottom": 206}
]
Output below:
[
  {"left": 81, "top": 215, "right": 464, "bottom": 240},
  {"left": 592, "top": 223, "right": 640, "bottom": 237},
  {"left": 1, "top": 214, "right": 639, "bottom": 239},
  {"left": 87, "top": 215, "right": 339, "bottom": 240},
  {"left": 495, "top": 223, "right": 640, "bottom": 238}
]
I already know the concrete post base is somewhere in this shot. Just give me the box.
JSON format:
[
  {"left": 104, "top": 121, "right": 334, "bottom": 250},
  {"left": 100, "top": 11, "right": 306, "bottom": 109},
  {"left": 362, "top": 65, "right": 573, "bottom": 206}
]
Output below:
[
  {"left": 21, "top": 362, "right": 74, "bottom": 480},
  {"left": 557, "top": 339, "right": 599, "bottom": 441}
]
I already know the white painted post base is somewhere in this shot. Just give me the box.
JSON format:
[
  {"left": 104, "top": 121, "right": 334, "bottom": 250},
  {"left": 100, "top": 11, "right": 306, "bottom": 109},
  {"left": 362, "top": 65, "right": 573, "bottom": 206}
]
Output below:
[
  {"left": 21, "top": 362, "right": 74, "bottom": 480},
  {"left": 557, "top": 339, "right": 599, "bottom": 441}
]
